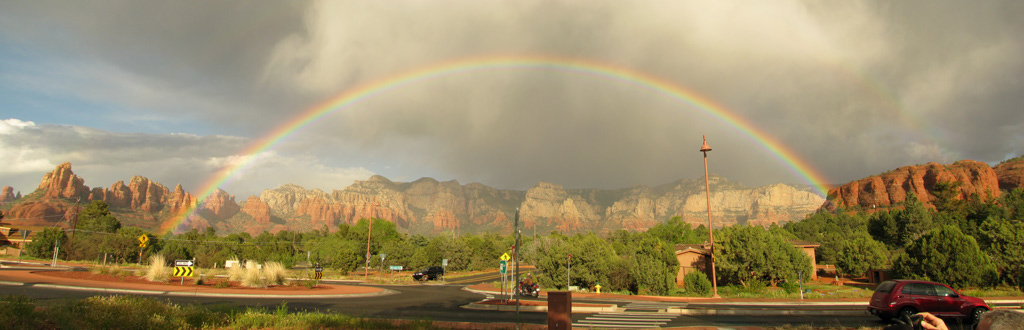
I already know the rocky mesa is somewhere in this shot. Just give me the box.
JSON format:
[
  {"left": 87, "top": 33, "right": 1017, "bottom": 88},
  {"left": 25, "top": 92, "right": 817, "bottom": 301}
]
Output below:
[
  {"left": 820, "top": 159, "right": 1017, "bottom": 211},
  {"left": 3, "top": 162, "right": 826, "bottom": 235}
]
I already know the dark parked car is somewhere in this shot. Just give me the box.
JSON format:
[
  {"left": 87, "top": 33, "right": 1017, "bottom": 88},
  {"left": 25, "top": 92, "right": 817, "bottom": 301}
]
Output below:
[
  {"left": 868, "top": 280, "right": 989, "bottom": 323},
  {"left": 412, "top": 266, "right": 445, "bottom": 281}
]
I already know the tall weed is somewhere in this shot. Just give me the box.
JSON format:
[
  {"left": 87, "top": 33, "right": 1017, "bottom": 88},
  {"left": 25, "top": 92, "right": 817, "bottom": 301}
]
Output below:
[
  {"left": 144, "top": 255, "right": 170, "bottom": 282},
  {"left": 263, "top": 261, "right": 287, "bottom": 285},
  {"left": 241, "top": 260, "right": 265, "bottom": 288}
]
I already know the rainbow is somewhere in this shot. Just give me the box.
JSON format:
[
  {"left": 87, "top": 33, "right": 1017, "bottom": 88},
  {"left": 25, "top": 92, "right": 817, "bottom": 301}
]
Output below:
[{"left": 163, "top": 54, "right": 831, "bottom": 233}]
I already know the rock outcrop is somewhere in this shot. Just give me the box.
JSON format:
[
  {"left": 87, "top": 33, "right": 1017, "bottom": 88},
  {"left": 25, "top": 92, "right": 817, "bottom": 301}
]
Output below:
[
  {"left": 6, "top": 162, "right": 828, "bottom": 235},
  {"left": 0, "top": 186, "right": 18, "bottom": 202},
  {"left": 37, "top": 162, "right": 89, "bottom": 200},
  {"left": 822, "top": 160, "right": 1001, "bottom": 211},
  {"left": 994, "top": 157, "right": 1024, "bottom": 191}
]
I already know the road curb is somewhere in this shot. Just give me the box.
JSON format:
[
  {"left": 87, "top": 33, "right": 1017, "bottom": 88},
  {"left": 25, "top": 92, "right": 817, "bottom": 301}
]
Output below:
[
  {"left": 668, "top": 307, "right": 870, "bottom": 316},
  {"left": 461, "top": 302, "right": 622, "bottom": 314},
  {"left": 0, "top": 280, "right": 397, "bottom": 299}
]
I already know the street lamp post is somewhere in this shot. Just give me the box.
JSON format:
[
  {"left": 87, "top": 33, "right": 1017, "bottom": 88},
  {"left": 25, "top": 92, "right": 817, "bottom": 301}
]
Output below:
[{"left": 700, "top": 135, "right": 720, "bottom": 298}]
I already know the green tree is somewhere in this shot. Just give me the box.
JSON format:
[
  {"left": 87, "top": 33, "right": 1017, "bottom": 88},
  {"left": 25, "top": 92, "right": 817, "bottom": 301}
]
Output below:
[
  {"left": 683, "top": 271, "right": 712, "bottom": 296},
  {"left": 648, "top": 217, "right": 704, "bottom": 244},
  {"left": 932, "top": 181, "right": 964, "bottom": 216},
  {"left": 1002, "top": 188, "right": 1024, "bottom": 220},
  {"left": 977, "top": 217, "right": 1024, "bottom": 288},
  {"left": 76, "top": 200, "right": 121, "bottom": 233},
  {"left": 716, "top": 225, "right": 812, "bottom": 287},
  {"left": 868, "top": 191, "right": 933, "bottom": 249},
  {"left": 25, "top": 227, "right": 67, "bottom": 259},
  {"left": 892, "top": 225, "right": 998, "bottom": 288},
  {"left": 832, "top": 232, "right": 889, "bottom": 277}
]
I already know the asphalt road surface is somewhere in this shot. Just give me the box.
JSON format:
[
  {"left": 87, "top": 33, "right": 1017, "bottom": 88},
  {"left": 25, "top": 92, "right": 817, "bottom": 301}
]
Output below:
[{"left": 0, "top": 273, "right": 978, "bottom": 328}]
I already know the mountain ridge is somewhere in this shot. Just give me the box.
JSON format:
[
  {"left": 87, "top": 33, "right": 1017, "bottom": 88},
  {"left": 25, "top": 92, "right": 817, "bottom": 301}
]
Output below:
[{"left": 0, "top": 162, "right": 825, "bottom": 235}]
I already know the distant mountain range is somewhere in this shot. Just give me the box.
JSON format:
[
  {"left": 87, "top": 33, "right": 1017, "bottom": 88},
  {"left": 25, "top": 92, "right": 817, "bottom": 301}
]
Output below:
[
  {"left": 1, "top": 163, "right": 825, "bottom": 235},
  {"left": 4, "top": 157, "right": 1020, "bottom": 235}
]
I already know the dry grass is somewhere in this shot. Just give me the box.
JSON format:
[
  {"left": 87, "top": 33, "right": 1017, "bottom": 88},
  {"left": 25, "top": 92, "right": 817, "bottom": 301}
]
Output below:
[
  {"left": 143, "top": 255, "right": 170, "bottom": 282},
  {"left": 228, "top": 263, "right": 246, "bottom": 282},
  {"left": 91, "top": 265, "right": 131, "bottom": 277},
  {"left": 263, "top": 262, "right": 287, "bottom": 285},
  {"left": 241, "top": 260, "right": 265, "bottom": 288}
]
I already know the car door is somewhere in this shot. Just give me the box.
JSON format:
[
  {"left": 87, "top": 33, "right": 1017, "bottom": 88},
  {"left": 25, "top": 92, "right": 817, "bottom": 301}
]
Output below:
[
  {"left": 911, "top": 283, "right": 943, "bottom": 313},
  {"left": 901, "top": 283, "right": 931, "bottom": 311},
  {"left": 930, "top": 284, "right": 961, "bottom": 315}
]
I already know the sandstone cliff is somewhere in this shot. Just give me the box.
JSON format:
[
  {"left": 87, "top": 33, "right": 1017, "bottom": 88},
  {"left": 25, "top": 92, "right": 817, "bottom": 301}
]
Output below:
[
  {"left": 994, "top": 157, "right": 1024, "bottom": 191},
  {"left": 0, "top": 186, "right": 19, "bottom": 202},
  {"left": 821, "top": 160, "right": 1002, "bottom": 211},
  {"left": 5, "top": 162, "right": 826, "bottom": 235}
]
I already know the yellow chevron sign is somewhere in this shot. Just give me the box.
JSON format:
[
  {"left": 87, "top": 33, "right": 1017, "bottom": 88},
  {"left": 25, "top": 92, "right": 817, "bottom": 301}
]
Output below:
[
  {"left": 314, "top": 271, "right": 323, "bottom": 280},
  {"left": 173, "top": 266, "right": 194, "bottom": 277}
]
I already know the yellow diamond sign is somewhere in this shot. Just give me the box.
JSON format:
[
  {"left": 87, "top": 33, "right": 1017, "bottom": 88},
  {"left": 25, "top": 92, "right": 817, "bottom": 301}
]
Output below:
[{"left": 499, "top": 253, "right": 511, "bottom": 261}]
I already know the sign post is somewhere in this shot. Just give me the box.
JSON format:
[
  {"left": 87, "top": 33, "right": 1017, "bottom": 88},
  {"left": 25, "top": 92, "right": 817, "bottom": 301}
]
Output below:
[
  {"left": 567, "top": 253, "right": 572, "bottom": 291},
  {"left": 174, "top": 260, "right": 195, "bottom": 285},
  {"left": 18, "top": 230, "right": 30, "bottom": 264}
]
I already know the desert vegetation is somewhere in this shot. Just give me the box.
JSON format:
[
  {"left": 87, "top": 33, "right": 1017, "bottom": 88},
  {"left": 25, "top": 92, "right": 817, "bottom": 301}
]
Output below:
[{"left": 19, "top": 185, "right": 1024, "bottom": 296}]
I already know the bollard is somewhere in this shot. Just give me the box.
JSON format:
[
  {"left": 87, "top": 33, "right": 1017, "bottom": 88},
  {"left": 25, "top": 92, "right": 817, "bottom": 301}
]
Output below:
[
  {"left": 595, "top": 284, "right": 602, "bottom": 294},
  {"left": 547, "top": 291, "right": 572, "bottom": 329}
]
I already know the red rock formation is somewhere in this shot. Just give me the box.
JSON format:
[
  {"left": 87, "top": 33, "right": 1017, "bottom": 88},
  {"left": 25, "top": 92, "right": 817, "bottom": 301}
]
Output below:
[
  {"left": 823, "top": 160, "right": 1001, "bottom": 211},
  {"left": 37, "top": 162, "right": 89, "bottom": 199},
  {"left": 167, "top": 184, "right": 194, "bottom": 216},
  {"left": 128, "top": 176, "right": 166, "bottom": 213},
  {"left": 5, "top": 201, "right": 67, "bottom": 226},
  {"left": 994, "top": 157, "right": 1024, "bottom": 191},
  {"left": 241, "top": 196, "right": 272, "bottom": 225},
  {"left": 198, "top": 189, "right": 240, "bottom": 221},
  {"left": 1, "top": 186, "right": 16, "bottom": 202},
  {"left": 295, "top": 197, "right": 340, "bottom": 228}
]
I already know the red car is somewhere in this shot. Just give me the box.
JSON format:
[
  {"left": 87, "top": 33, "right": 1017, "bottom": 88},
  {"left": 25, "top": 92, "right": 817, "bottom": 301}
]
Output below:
[{"left": 868, "top": 280, "right": 989, "bottom": 323}]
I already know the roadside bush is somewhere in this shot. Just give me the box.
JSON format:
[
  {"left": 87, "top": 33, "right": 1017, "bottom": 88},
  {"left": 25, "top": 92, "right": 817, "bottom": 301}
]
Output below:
[
  {"left": 684, "top": 271, "right": 712, "bottom": 297},
  {"left": 0, "top": 295, "right": 38, "bottom": 328},
  {"left": 263, "top": 262, "right": 287, "bottom": 285},
  {"left": 144, "top": 255, "right": 170, "bottom": 282},
  {"left": 228, "top": 263, "right": 246, "bottom": 281},
  {"left": 242, "top": 260, "right": 265, "bottom": 288}
]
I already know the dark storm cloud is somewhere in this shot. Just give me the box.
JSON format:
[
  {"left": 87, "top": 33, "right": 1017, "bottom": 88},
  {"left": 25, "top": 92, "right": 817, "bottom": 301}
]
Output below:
[{"left": 2, "top": 0, "right": 1022, "bottom": 194}]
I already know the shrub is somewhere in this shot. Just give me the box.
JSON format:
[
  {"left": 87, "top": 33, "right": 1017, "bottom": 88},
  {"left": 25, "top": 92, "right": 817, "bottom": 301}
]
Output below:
[
  {"left": 228, "top": 263, "right": 245, "bottom": 282},
  {"left": 241, "top": 261, "right": 265, "bottom": 288},
  {"left": 144, "top": 255, "right": 170, "bottom": 283},
  {"left": 0, "top": 295, "right": 38, "bottom": 328},
  {"left": 263, "top": 262, "right": 287, "bottom": 286},
  {"left": 684, "top": 271, "right": 712, "bottom": 297}
]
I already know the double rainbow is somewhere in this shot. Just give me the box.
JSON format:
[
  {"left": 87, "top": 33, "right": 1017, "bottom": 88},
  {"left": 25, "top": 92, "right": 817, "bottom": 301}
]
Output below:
[{"left": 163, "top": 54, "right": 831, "bottom": 233}]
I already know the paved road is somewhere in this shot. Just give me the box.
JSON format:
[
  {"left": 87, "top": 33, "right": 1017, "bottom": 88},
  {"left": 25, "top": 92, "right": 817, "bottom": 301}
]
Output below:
[{"left": 0, "top": 281, "right": 914, "bottom": 328}]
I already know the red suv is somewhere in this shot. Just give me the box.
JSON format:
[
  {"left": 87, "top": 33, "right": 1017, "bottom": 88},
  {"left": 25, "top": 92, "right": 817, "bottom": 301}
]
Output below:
[{"left": 868, "top": 280, "right": 989, "bottom": 323}]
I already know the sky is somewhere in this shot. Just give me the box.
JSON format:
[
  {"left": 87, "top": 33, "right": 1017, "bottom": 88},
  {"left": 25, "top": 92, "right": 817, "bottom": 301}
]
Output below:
[{"left": 1, "top": 1, "right": 1022, "bottom": 200}]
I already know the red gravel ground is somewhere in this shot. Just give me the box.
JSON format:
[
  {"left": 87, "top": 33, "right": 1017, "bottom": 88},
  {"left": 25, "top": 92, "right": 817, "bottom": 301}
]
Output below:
[{"left": 40, "top": 270, "right": 328, "bottom": 291}]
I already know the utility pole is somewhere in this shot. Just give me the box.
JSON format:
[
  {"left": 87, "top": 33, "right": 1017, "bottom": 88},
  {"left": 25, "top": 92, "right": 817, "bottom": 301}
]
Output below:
[
  {"left": 514, "top": 207, "right": 521, "bottom": 326},
  {"left": 364, "top": 198, "right": 379, "bottom": 280},
  {"left": 69, "top": 197, "right": 81, "bottom": 243},
  {"left": 700, "top": 135, "right": 720, "bottom": 298}
]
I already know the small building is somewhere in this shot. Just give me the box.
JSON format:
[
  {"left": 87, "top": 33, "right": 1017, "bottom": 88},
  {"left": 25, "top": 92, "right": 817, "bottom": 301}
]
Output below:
[
  {"left": 674, "top": 240, "right": 820, "bottom": 287},
  {"left": 0, "top": 225, "right": 33, "bottom": 257}
]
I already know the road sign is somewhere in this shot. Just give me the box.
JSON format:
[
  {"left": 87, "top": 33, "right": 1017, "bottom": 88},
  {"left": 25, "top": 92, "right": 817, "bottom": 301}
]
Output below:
[
  {"left": 314, "top": 266, "right": 323, "bottom": 272},
  {"left": 175, "top": 260, "right": 194, "bottom": 267},
  {"left": 499, "top": 260, "right": 507, "bottom": 274},
  {"left": 442, "top": 259, "right": 448, "bottom": 267},
  {"left": 389, "top": 265, "right": 403, "bottom": 271},
  {"left": 173, "top": 266, "right": 194, "bottom": 277},
  {"left": 499, "top": 253, "right": 511, "bottom": 261},
  {"left": 380, "top": 253, "right": 386, "bottom": 261},
  {"left": 314, "top": 270, "right": 323, "bottom": 280},
  {"left": 138, "top": 235, "right": 149, "bottom": 247}
]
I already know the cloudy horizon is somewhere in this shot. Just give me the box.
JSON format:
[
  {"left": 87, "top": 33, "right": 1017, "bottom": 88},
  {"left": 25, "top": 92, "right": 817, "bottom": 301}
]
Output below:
[{"left": 2, "top": 1, "right": 1022, "bottom": 198}]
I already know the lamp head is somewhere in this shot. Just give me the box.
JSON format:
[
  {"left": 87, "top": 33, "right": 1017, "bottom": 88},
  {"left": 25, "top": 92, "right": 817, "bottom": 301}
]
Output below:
[{"left": 700, "top": 135, "right": 712, "bottom": 152}]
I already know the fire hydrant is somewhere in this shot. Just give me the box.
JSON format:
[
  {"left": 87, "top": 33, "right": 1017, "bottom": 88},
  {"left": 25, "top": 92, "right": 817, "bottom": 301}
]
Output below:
[{"left": 595, "top": 283, "right": 602, "bottom": 294}]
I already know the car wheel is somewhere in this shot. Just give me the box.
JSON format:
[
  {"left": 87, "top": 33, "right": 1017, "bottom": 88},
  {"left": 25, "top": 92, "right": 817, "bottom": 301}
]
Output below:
[
  {"left": 970, "top": 307, "right": 988, "bottom": 324},
  {"left": 898, "top": 307, "right": 917, "bottom": 322}
]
